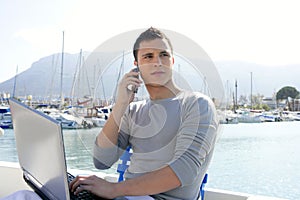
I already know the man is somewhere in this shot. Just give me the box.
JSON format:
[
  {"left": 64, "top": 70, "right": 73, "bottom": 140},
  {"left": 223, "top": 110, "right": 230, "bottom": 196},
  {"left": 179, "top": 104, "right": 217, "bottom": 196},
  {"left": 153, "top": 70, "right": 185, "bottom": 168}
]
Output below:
[{"left": 70, "top": 27, "right": 219, "bottom": 199}]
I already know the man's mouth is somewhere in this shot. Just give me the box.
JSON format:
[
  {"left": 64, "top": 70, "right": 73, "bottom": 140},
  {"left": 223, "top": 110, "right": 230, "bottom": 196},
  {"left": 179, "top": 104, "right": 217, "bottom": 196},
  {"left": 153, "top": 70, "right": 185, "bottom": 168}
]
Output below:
[{"left": 151, "top": 71, "right": 165, "bottom": 75}]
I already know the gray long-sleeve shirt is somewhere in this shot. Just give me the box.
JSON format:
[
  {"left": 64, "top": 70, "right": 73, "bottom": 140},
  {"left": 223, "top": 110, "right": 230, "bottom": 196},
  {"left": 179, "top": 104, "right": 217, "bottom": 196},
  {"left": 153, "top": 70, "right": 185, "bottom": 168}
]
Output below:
[{"left": 93, "top": 91, "right": 219, "bottom": 200}]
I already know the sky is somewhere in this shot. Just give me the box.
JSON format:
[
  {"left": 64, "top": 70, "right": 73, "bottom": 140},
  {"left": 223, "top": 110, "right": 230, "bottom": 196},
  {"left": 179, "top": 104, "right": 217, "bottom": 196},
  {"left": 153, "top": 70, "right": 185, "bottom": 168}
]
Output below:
[{"left": 1, "top": 0, "right": 299, "bottom": 85}]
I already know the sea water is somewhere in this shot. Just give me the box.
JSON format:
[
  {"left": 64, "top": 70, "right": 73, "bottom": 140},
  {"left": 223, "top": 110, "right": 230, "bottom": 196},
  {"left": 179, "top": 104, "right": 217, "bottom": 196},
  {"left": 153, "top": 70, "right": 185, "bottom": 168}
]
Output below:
[
  {"left": 207, "top": 121, "right": 300, "bottom": 200},
  {"left": 1, "top": 122, "right": 299, "bottom": 199}
]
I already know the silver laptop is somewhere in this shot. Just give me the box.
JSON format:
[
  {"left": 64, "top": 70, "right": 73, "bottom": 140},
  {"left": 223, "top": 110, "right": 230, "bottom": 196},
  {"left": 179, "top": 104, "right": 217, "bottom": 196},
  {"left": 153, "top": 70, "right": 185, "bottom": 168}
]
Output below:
[{"left": 9, "top": 98, "right": 98, "bottom": 200}]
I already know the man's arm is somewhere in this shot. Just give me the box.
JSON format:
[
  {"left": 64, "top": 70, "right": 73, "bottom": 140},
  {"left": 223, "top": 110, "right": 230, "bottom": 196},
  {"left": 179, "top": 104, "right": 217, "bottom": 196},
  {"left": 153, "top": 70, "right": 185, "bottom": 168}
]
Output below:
[
  {"left": 96, "top": 69, "right": 141, "bottom": 148},
  {"left": 93, "top": 70, "right": 141, "bottom": 169},
  {"left": 96, "top": 102, "right": 128, "bottom": 148},
  {"left": 114, "top": 165, "right": 181, "bottom": 196},
  {"left": 93, "top": 101, "right": 130, "bottom": 169},
  {"left": 70, "top": 165, "right": 181, "bottom": 198}
]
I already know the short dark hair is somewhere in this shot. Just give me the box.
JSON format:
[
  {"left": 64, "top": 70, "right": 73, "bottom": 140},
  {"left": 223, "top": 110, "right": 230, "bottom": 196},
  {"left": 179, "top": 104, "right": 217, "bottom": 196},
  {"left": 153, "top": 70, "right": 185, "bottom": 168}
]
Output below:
[{"left": 133, "top": 27, "right": 173, "bottom": 61}]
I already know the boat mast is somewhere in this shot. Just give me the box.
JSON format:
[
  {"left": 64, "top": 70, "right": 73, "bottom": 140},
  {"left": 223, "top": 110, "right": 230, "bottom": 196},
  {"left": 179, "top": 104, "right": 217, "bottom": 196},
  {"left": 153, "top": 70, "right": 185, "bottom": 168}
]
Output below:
[
  {"left": 60, "top": 31, "right": 65, "bottom": 108},
  {"left": 250, "top": 72, "right": 253, "bottom": 110},
  {"left": 235, "top": 79, "right": 238, "bottom": 112},
  {"left": 12, "top": 65, "right": 18, "bottom": 98}
]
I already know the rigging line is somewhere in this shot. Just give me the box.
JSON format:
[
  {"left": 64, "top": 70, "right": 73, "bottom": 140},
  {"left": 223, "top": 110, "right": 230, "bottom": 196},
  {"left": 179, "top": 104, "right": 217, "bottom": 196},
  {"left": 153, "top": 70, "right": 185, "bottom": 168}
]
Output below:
[
  {"left": 70, "top": 49, "right": 82, "bottom": 104},
  {"left": 113, "top": 51, "right": 125, "bottom": 102},
  {"left": 83, "top": 58, "right": 92, "bottom": 97}
]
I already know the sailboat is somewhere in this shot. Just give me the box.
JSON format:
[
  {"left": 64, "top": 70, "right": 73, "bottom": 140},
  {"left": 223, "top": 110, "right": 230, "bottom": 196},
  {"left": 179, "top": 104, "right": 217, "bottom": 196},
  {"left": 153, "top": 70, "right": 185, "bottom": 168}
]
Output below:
[
  {"left": 0, "top": 67, "right": 18, "bottom": 129},
  {"left": 0, "top": 105, "right": 12, "bottom": 129},
  {"left": 236, "top": 73, "right": 262, "bottom": 123},
  {"left": 218, "top": 80, "right": 239, "bottom": 124},
  {"left": 40, "top": 31, "right": 92, "bottom": 129}
]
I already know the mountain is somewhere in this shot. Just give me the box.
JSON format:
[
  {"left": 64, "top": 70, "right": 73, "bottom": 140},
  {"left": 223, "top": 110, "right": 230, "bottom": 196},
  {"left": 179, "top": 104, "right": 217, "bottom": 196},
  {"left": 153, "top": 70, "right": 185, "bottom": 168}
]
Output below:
[
  {"left": 0, "top": 53, "right": 299, "bottom": 101},
  {"left": 0, "top": 53, "right": 81, "bottom": 100}
]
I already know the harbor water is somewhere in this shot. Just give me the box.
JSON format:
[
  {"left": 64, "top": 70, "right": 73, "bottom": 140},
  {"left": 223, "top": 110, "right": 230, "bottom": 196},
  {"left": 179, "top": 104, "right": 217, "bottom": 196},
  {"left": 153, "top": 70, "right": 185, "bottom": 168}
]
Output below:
[{"left": 1, "top": 121, "right": 299, "bottom": 199}]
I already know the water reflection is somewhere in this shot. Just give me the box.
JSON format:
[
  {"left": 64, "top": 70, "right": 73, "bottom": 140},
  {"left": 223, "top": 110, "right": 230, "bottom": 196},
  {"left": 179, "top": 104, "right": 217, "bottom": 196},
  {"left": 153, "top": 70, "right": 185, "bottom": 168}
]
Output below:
[
  {"left": 0, "top": 130, "right": 18, "bottom": 162},
  {"left": 208, "top": 122, "right": 300, "bottom": 199}
]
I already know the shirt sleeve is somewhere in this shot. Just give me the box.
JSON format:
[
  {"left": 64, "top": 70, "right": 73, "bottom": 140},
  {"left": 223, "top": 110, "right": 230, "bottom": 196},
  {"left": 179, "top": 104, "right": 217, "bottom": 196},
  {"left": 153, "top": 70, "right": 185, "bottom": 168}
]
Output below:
[{"left": 168, "top": 94, "right": 219, "bottom": 186}]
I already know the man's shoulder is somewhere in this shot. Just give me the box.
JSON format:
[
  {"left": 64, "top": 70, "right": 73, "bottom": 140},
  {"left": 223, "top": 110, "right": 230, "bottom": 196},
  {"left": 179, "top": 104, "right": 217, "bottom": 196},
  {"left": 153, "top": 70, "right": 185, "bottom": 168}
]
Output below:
[
  {"left": 179, "top": 91, "right": 217, "bottom": 113},
  {"left": 180, "top": 90, "right": 211, "bottom": 102}
]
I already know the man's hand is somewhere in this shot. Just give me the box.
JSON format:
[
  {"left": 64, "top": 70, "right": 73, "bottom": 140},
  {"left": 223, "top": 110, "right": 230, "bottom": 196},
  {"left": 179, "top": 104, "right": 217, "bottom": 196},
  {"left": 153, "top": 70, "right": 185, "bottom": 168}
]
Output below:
[
  {"left": 116, "top": 69, "right": 142, "bottom": 105},
  {"left": 69, "top": 175, "right": 117, "bottom": 199}
]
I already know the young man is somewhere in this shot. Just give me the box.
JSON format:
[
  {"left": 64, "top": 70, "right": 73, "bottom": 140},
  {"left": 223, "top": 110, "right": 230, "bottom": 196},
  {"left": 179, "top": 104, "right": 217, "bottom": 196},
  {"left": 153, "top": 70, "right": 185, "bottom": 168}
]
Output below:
[{"left": 70, "top": 27, "right": 219, "bottom": 199}]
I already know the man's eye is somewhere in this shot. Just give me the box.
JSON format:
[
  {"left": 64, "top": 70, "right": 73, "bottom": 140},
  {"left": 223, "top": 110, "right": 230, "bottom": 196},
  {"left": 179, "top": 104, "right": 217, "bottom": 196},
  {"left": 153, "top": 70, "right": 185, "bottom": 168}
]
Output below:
[
  {"left": 161, "top": 52, "right": 170, "bottom": 57},
  {"left": 143, "top": 55, "right": 153, "bottom": 59}
]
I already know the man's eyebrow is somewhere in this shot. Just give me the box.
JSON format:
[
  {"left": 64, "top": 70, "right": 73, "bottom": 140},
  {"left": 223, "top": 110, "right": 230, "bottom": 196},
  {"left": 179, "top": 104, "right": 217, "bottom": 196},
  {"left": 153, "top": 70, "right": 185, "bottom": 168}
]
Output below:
[
  {"left": 160, "top": 50, "right": 170, "bottom": 54},
  {"left": 141, "top": 52, "right": 153, "bottom": 57}
]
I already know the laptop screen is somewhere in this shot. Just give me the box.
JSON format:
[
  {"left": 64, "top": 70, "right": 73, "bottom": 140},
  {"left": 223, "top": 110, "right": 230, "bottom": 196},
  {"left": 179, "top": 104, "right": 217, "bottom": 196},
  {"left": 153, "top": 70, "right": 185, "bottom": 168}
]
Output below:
[{"left": 9, "top": 98, "right": 70, "bottom": 200}]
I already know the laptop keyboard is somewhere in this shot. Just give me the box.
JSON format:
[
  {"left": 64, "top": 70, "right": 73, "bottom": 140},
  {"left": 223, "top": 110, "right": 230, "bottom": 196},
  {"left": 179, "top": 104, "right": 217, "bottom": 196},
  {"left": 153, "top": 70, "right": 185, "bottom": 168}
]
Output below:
[{"left": 67, "top": 172, "right": 96, "bottom": 200}]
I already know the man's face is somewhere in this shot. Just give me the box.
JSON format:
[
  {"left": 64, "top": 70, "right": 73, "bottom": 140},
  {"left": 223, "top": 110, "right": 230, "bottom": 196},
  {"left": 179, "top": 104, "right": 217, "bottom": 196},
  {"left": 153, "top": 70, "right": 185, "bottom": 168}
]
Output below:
[{"left": 135, "top": 38, "right": 174, "bottom": 87}]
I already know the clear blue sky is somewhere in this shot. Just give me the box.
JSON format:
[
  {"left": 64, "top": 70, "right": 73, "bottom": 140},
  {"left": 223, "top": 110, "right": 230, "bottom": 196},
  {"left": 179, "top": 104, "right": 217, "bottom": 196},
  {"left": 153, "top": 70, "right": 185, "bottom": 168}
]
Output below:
[{"left": 1, "top": 0, "right": 299, "bottom": 83}]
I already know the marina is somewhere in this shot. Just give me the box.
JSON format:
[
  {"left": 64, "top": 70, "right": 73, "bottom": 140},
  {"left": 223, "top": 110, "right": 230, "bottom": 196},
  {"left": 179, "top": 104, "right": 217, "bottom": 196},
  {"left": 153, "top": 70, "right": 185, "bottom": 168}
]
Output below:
[
  {"left": 0, "top": 0, "right": 299, "bottom": 199},
  {"left": 0, "top": 121, "right": 299, "bottom": 199}
]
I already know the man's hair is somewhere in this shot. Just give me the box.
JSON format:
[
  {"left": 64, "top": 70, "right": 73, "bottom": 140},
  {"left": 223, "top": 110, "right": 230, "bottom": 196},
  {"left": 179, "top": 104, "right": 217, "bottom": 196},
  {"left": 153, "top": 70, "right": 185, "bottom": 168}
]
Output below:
[{"left": 133, "top": 27, "right": 173, "bottom": 61}]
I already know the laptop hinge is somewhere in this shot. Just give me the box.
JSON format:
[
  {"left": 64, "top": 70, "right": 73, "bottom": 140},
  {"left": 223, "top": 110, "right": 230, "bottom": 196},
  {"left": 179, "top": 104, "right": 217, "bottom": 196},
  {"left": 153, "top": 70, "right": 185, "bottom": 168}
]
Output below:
[{"left": 23, "top": 170, "right": 57, "bottom": 200}]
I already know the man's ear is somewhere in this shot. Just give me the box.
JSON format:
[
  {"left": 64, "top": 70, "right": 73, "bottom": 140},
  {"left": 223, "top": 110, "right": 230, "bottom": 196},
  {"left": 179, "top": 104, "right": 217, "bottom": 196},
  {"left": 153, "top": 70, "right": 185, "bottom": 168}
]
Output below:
[{"left": 134, "top": 60, "right": 138, "bottom": 66}]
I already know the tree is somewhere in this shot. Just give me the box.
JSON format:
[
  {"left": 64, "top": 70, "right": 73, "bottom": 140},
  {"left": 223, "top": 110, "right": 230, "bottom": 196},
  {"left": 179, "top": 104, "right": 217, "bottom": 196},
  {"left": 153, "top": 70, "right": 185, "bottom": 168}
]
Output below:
[
  {"left": 251, "top": 93, "right": 264, "bottom": 106},
  {"left": 276, "top": 86, "right": 299, "bottom": 100},
  {"left": 238, "top": 95, "right": 248, "bottom": 106},
  {"left": 262, "top": 104, "right": 271, "bottom": 111}
]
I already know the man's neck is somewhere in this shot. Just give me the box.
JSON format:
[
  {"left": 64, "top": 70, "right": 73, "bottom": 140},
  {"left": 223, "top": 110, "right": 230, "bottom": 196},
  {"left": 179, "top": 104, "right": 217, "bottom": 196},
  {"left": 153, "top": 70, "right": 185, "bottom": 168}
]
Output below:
[{"left": 146, "top": 82, "right": 181, "bottom": 100}]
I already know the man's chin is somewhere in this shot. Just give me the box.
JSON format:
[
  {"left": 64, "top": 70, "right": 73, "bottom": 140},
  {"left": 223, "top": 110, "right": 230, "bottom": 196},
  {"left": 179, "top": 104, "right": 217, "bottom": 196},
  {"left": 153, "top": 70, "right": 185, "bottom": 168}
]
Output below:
[{"left": 145, "top": 83, "right": 164, "bottom": 87}]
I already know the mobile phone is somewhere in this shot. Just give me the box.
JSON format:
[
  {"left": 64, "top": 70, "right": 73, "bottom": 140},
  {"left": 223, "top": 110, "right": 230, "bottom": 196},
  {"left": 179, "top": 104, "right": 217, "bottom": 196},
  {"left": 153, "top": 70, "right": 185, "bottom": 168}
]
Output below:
[{"left": 128, "top": 67, "right": 139, "bottom": 93}]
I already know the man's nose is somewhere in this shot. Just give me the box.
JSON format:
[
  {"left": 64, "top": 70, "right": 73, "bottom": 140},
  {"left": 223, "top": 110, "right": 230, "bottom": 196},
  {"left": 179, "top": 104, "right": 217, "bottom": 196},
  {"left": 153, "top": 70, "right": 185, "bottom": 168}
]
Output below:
[{"left": 153, "top": 56, "right": 162, "bottom": 67}]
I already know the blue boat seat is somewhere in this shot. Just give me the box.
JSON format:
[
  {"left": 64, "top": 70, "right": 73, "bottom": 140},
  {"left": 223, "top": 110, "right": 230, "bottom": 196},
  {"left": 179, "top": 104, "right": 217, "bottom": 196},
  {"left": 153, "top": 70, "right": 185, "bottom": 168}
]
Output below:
[{"left": 117, "top": 146, "right": 208, "bottom": 199}]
